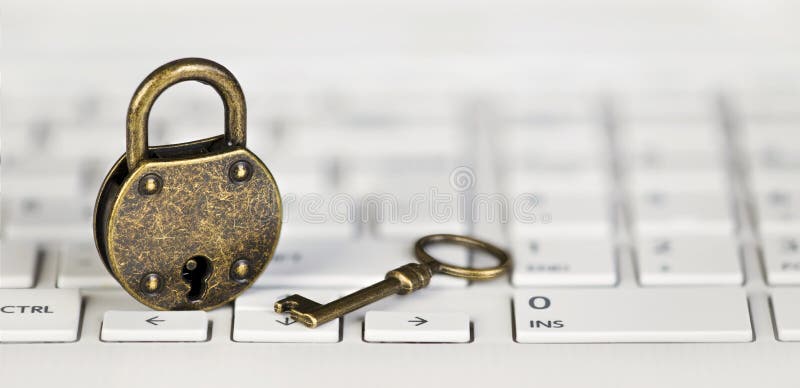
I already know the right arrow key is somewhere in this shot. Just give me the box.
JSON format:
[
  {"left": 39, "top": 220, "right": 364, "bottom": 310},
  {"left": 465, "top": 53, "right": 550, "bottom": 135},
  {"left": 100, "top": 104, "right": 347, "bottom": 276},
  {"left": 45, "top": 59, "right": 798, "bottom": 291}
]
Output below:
[{"left": 364, "top": 311, "right": 470, "bottom": 343}]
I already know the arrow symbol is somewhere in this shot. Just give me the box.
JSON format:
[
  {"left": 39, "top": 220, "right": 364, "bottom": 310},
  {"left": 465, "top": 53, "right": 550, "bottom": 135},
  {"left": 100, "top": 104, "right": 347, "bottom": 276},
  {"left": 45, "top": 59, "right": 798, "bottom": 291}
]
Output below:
[
  {"left": 648, "top": 192, "right": 666, "bottom": 205},
  {"left": 275, "top": 317, "right": 296, "bottom": 326},
  {"left": 784, "top": 239, "right": 798, "bottom": 253},
  {"left": 408, "top": 316, "right": 428, "bottom": 326},
  {"left": 529, "top": 241, "right": 539, "bottom": 254},
  {"left": 145, "top": 316, "right": 165, "bottom": 326},
  {"left": 769, "top": 192, "right": 790, "bottom": 206},
  {"left": 653, "top": 240, "right": 671, "bottom": 255}
]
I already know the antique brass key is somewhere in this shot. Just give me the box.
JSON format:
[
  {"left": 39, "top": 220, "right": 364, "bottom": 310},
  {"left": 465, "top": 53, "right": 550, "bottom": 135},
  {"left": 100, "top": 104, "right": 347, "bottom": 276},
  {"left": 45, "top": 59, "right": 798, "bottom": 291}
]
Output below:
[{"left": 274, "top": 234, "right": 511, "bottom": 328}]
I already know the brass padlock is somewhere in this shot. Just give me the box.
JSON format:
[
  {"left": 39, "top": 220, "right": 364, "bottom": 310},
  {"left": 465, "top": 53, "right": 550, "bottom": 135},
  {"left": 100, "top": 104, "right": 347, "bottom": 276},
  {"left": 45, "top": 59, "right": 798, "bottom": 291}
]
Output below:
[{"left": 94, "top": 58, "right": 282, "bottom": 311}]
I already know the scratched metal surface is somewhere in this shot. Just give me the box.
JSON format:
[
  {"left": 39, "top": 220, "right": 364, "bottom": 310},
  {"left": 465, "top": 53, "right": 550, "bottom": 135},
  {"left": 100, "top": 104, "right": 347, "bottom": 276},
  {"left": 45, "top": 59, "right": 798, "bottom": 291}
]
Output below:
[{"left": 101, "top": 148, "right": 282, "bottom": 311}]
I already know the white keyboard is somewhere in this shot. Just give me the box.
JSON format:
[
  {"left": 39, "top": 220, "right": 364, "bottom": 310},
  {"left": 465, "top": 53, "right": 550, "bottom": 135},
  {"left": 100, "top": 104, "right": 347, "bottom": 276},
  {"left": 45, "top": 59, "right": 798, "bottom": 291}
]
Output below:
[
  {"left": 3, "top": 87, "right": 800, "bottom": 388},
  {"left": 4, "top": 1, "right": 800, "bottom": 387}
]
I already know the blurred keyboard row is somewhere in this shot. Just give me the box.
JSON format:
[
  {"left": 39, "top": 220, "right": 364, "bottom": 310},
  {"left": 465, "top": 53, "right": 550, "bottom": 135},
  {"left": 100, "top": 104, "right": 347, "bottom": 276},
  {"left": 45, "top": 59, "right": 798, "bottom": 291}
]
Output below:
[{"left": 2, "top": 236, "right": 800, "bottom": 289}]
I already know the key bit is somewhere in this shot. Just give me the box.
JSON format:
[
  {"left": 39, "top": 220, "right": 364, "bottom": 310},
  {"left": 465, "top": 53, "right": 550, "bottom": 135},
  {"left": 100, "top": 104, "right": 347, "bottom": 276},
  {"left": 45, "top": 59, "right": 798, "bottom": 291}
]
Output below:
[{"left": 274, "top": 294, "right": 324, "bottom": 327}]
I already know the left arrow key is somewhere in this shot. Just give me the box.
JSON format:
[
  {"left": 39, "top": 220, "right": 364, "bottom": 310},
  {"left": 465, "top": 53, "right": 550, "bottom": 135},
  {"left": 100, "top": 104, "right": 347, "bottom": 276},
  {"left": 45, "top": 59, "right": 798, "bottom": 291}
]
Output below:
[
  {"left": 101, "top": 311, "right": 208, "bottom": 342},
  {"left": 145, "top": 316, "right": 165, "bottom": 325}
]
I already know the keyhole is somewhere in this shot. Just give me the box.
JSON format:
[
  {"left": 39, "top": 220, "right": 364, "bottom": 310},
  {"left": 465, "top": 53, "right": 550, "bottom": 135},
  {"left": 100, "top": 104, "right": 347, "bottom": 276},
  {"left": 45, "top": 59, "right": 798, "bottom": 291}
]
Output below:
[{"left": 182, "top": 256, "right": 211, "bottom": 302}]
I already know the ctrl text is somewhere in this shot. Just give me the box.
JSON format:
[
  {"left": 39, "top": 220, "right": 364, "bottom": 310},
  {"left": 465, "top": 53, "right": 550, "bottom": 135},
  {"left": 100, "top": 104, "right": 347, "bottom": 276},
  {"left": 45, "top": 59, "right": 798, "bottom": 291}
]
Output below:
[{"left": 1, "top": 305, "right": 55, "bottom": 313}]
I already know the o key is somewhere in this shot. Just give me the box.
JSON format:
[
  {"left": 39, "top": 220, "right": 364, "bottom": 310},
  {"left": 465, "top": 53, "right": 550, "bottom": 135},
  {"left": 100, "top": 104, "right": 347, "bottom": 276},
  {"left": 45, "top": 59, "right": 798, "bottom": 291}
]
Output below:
[{"left": 274, "top": 234, "right": 511, "bottom": 328}]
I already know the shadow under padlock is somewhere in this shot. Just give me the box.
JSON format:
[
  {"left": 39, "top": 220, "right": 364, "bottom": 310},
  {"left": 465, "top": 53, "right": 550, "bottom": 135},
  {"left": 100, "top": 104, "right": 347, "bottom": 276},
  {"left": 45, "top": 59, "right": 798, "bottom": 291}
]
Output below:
[{"left": 94, "top": 58, "right": 282, "bottom": 311}]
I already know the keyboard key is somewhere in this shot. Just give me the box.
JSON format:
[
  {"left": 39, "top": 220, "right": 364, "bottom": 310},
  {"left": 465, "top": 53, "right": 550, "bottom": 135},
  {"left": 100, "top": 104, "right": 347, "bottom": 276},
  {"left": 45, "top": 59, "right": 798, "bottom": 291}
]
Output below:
[
  {"left": 341, "top": 159, "right": 458, "bottom": 191},
  {"left": 623, "top": 149, "right": 724, "bottom": 171},
  {"left": 255, "top": 240, "right": 467, "bottom": 288},
  {"left": 508, "top": 156, "right": 607, "bottom": 172},
  {"left": 234, "top": 289, "right": 340, "bottom": 343},
  {"left": 100, "top": 311, "right": 208, "bottom": 342},
  {"left": 507, "top": 170, "right": 609, "bottom": 195},
  {"left": 509, "top": 193, "right": 611, "bottom": 236},
  {"left": 754, "top": 188, "right": 800, "bottom": 232},
  {"left": 762, "top": 236, "right": 800, "bottom": 285},
  {"left": 619, "top": 119, "right": 724, "bottom": 172},
  {"left": 235, "top": 311, "right": 340, "bottom": 343},
  {"left": 345, "top": 169, "right": 469, "bottom": 238},
  {"left": 502, "top": 121, "right": 607, "bottom": 165},
  {"left": 1, "top": 160, "right": 83, "bottom": 199},
  {"left": 373, "top": 206, "right": 468, "bottom": 238},
  {"left": 771, "top": 289, "right": 800, "bottom": 341},
  {"left": 267, "top": 161, "right": 335, "bottom": 194},
  {"left": 57, "top": 243, "right": 119, "bottom": 288},
  {"left": 0, "top": 289, "right": 81, "bottom": 342},
  {"left": 0, "top": 242, "right": 39, "bottom": 288},
  {"left": 750, "top": 171, "right": 800, "bottom": 193},
  {"left": 621, "top": 122, "right": 723, "bottom": 155},
  {"left": 3, "top": 198, "right": 94, "bottom": 241},
  {"left": 628, "top": 171, "right": 728, "bottom": 195},
  {"left": 46, "top": 126, "right": 125, "bottom": 160},
  {"left": 617, "top": 93, "right": 714, "bottom": 123},
  {"left": 513, "top": 289, "right": 752, "bottom": 343},
  {"left": 632, "top": 192, "right": 734, "bottom": 233},
  {"left": 501, "top": 93, "right": 596, "bottom": 119},
  {"left": 281, "top": 191, "right": 359, "bottom": 241},
  {"left": 747, "top": 134, "right": 800, "bottom": 170},
  {"left": 511, "top": 237, "right": 616, "bottom": 286},
  {"left": 743, "top": 124, "right": 800, "bottom": 170},
  {"left": 363, "top": 311, "right": 470, "bottom": 343},
  {"left": 636, "top": 235, "right": 742, "bottom": 285},
  {"left": 286, "top": 125, "right": 463, "bottom": 159}
]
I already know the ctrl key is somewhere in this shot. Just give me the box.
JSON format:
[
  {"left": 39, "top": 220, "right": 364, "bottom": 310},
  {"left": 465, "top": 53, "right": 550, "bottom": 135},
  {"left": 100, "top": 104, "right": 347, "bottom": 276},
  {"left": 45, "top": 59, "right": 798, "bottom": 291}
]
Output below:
[{"left": 0, "top": 289, "right": 82, "bottom": 342}]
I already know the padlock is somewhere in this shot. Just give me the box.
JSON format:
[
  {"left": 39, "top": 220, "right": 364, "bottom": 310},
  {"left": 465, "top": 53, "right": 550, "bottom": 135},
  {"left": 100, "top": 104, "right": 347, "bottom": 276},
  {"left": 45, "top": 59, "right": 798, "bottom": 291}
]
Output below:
[{"left": 94, "top": 58, "right": 282, "bottom": 310}]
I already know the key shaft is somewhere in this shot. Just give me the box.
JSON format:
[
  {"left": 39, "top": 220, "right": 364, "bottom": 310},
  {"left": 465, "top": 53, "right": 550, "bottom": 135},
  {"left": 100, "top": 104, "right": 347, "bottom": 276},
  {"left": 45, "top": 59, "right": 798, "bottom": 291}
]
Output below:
[{"left": 275, "top": 263, "right": 433, "bottom": 328}]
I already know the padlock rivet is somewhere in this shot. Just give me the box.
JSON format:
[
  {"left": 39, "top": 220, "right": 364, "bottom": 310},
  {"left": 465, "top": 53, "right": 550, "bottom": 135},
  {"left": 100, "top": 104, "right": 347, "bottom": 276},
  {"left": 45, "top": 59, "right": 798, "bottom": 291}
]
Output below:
[
  {"left": 138, "top": 174, "right": 163, "bottom": 195},
  {"left": 229, "top": 161, "right": 253, "bottom": 183},
  {"left": 140, "top": 273, "right": 162, "bottom": 294},
  {"left": 230, "top": 259, "right": 252, "bottom": 282},
  {"left": 185, "top": 259, "right": 198, "bottom": 271}
]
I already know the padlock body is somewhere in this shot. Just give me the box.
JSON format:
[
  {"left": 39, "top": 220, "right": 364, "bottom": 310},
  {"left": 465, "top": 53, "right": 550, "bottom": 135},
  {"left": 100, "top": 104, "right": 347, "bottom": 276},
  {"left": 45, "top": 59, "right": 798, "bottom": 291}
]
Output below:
[{"left": 94, "top": 135, "right": 282, "bottom": 310}]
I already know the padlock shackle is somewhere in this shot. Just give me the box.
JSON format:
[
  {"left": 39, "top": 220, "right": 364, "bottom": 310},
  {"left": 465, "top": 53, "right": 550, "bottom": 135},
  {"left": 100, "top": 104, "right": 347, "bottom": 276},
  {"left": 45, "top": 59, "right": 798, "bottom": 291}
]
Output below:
[{"left": 126, "top": 58, "right": 247, "bottom": 171}]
